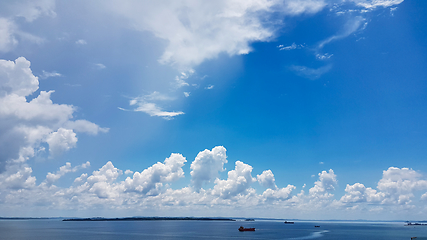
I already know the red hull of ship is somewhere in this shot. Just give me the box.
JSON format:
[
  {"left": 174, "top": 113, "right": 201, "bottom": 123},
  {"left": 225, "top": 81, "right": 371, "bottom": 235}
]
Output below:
[{"left": 239, "top": 227, "right": 255, "bottom": 231}]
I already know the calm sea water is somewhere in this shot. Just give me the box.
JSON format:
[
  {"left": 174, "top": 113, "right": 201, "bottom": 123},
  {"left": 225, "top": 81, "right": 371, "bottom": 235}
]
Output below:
[{"left": 1, "top": 219, "right": 427, "bottom": 240}]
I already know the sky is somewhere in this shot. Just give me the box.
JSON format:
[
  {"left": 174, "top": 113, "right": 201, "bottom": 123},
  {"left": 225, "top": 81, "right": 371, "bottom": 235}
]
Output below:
[{"left": 1, "top": 0, "right": 427, "bottom": 220}]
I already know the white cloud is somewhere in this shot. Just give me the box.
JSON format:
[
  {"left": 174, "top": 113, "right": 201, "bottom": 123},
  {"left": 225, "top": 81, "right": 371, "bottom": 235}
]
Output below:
[
  {"left": 2, "top": 148, "right": 427, "bottom": 219},
  {"left": 39, "top": 70, "right": 62, "bottom": 79},
  {"left": 212, "top": 160, "right": 256, "bottom": 199},
  {"left": 309, "top": 169, "right": 337, "bottom": 198},
  {"left": 261, "top": 185, "right": 296, "bottom": 201},
  {"left": 94, "top": 63, "right": 106, "bottom": 69},
  {"left": 75, "top": 39, "right": 87, "bottom": 45},
  {"left": 316, "top": 53, "right": 333, "bottom": 60},
  {"left": 124, "top": 91, "right": 185, "bottom": 119},
  {"left": 104, "top": 0, "right": 329, "bottom": 70},
  {"left": 123, "top": 153, "right": 187, "bottom": 195},
  {"left": 45, "top": 161, "right": 90, "bottom": 184},
  {"left": 0, "top": 0, "right": 55, "bottom": 52},
  {"left": 45, "top": 128, "right": 78, "bottom": 158},
  {"left": 349, "top": 0, "right": 404, "bottom": 10},
  {"left": 74, "top": 173, "right": 88, "bottom": 183},
  {"left": 278, "top": 42, "right": 305, "bottom": 51},
  {"left": 318, "top": 16, "right": 365, "bottom": 49},
  {"left": 88, "top": 161, "right": 122, "bottom": 184},
  {"left": 290, "top": 64, "right": 332, "bottom": 80},
  {"left": 0, "top": 18, "right": 18, "bottom": 52},
  {"left": 190, "top": 146, "right": 228, "bottom": 189},
  {"left": 377, "top": 167, "right": 427, "bottom": 205},
  {"left": 205, "top": 85, "right": 214, "bottom": 90},
  {"left": 257, "top": 170, "right": 277, "bottom": 189},
  {"left": 0, "top": 57, "right": 107, "bottom": 171},
  {"left": 340, "top": 182, "right": 385, "bottom": 204},
  {"left": 1, "top": 166, "right": 36, "bottom": 189},
  {"left": 183, "top": 92, "right": 190, "bottom": 97},
  {"left": 0, "top": 0, "right": 56, "bottom": 22},
  {"left": 64, "top": 120, "right": 109, "bottom": 135},
  {"left": 131, "top": 102, "right": 184, "bottom": 119},
  {"left": 340, "top": 167, "right": 427, "bottom": 206}
]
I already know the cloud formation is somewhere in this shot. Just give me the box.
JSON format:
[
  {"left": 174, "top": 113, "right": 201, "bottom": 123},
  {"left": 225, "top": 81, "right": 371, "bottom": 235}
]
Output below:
[
  {"left": 104, "top": 0, "right": 332, "bottom": 70},
  {"left": 0, "top": 57, "right": 108, "bottom": 172},
  {"left": 190, "top": 146, "right": 228, "bottom": 189},
  {"left": 1, "top": 145, "right": 427, "bottom": 219},
  {"left": 290, "top": 64, "right": 332, "bottom": 80},
  {"left": 121, "top": 91, "right": 185, "bottom": 119},
  {"left": 0, "top": 0, "right": 55, "bottom": 52}
]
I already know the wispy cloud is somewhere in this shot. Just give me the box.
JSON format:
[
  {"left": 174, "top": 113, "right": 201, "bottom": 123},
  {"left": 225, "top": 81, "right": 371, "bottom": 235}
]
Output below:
[
  {"left": 39, "top": 70, "right": 62, "bottom": 79},
  {"left": 350, "top": 0, "right": 404, "bottom": 10},
  {"left": 277, "top": 43, "right": 305, "bottom": 51},
  {"left": 95, "top": 63, "right": 106, "bottom": 69},
  {"left": 316, "top": 53, "right": 333, "bottom": 60},
  {"left": 290, "top": 64, "right": 332, "bottom": 80},
  {"left": 318, "top": 16, "right": 365, "bottom": 49},
  {"left": 75, "top": 39, "right": 87, "bottom": 45},
  {"left": 121, "top": 91, "right": 184, "bottom": 120}
]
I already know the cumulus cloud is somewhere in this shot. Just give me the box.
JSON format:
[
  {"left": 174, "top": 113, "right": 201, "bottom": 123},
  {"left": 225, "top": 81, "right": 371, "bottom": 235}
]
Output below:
[
  {"left": 190, "top": 146, "right": 228, "bottom": 189},
  {"left": 212, "top": 161, "right": 256, "bottom": 199},
  {"left": 0, "top": 57, "right": 107, "bottom": 171},
  {"left": 123, "top": 153, "right": 187, "bottom": 195},
  {"left": 340, "top": 167, "right": 427, "bottom": 206},
  {"left": 261, "top": 185, "right": 296, "bottom": 201},
  {"left": 45, "top": 128, "right": 78, "bottom": 158},
  {"left": 45, "top": 161, "right": 90, "bottom": 184},
  {"left": 257, "top": 170, "right": 277, "bottom": 189},
  {"left": 2, "top": 148, "right": 427, "bottom": 219},
  {"left": 377, "top": 167, "right": 427, "bottom": 205},
  {"left": 1, "top": 166, "right": 36, "bottom": 189},
  {"left": 309, "top": 169, "right": 337, "bottom": 198}
]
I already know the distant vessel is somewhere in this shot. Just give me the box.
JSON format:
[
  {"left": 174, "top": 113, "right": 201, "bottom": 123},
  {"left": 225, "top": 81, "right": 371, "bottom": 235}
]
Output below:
[
  {"left": 238, "top": 226, "right": 255, "bottom": 232},
  {"left": 284, "top": 221, "right": 294, "bottom": 224},
  {"left": 406, "top": 222, "right": 427, "bottom": 226},
  {"left": 315, "top": 225, "right": 320, "bottom": 228},
  {"left": 245, "top": 219, "right": 255, "bottom": 221}
]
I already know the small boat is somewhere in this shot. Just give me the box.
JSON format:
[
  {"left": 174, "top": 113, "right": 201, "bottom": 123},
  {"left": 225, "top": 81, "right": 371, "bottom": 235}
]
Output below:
[
  {"left": 238, "top": 226, "right": 255, "bottom": 231},
  {"left": 284, "top": 221, "right": 294, "bottom": 224},
  {"left": 314, "top": 225, "right": 320, "bottom": 228}
]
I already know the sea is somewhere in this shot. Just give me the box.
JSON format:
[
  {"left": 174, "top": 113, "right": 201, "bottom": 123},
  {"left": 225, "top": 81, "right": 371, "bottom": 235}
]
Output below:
[{"left": 1, "top": 219, "right": 427, "bottom": 240}]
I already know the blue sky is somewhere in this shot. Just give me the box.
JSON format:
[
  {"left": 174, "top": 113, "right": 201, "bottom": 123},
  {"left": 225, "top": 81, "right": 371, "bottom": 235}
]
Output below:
[{"left": 1, "top": 0, "right": 427, "bottom": 220}]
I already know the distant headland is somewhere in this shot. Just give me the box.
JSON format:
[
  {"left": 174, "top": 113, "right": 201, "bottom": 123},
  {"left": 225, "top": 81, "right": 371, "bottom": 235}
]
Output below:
[{"left": 63, "top": 217, "right": 236, "bottom": 221}]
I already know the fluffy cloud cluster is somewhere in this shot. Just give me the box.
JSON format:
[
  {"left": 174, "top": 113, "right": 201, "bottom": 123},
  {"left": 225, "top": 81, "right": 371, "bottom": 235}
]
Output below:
[
  {"left": 340, "top": 167, "right": 427, "bottom": 207},
  {"left": 2, "top": 145, "right": 426, "bottom": 219},
  {"left": 123, "top": 153, "right": 187, "bottom": 195},
  {"left": 0, "top": 57, "right": 108, "bottom": 173},
  {"left": 190, "top": 146, "right": 228, "bottom": 189}
]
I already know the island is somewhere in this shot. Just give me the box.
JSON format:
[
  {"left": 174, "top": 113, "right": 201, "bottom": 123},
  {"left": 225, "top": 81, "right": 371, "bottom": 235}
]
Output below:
[{"left": 63, "top": 217, "right": 236, "bottom": 221}]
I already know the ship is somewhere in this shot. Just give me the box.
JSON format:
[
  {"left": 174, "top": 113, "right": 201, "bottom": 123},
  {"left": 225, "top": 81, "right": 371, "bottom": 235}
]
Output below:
[{"left": 238, "top": 226, "right": 255, "bottom": 231}]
